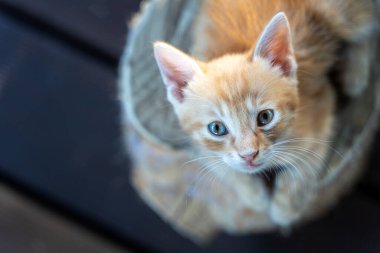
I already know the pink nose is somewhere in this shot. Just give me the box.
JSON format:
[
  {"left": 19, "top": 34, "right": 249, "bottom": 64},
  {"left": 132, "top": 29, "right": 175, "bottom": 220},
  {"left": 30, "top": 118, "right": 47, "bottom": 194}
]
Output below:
[{"left": 239, "top": 151, "right": 259, "bottom": 162}]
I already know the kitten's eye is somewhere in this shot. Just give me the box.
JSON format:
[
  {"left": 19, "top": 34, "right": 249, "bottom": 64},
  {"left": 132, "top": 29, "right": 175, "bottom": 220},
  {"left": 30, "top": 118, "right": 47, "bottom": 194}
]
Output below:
[
  {"left": 257, "top": 109, "right": 274, "bottom": 127},
  {"left": 207, "top": 121, "right": 228, "bottom": 136}
]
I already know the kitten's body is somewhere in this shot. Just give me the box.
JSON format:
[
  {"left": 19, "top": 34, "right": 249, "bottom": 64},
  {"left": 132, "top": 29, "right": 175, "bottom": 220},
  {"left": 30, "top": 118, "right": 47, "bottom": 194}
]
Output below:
[{"left": 153, "top": 0, "right": 377, "bottom": 228}]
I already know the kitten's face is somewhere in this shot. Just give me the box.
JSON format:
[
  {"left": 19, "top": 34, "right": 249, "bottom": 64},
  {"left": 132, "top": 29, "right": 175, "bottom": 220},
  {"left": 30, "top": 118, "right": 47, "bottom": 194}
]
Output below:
[
  {"left": 154, "top": 13, "right": 298, "bottom": 174},
  {"left": 177, "top": 56, "right": 298, "bottom": 173}
]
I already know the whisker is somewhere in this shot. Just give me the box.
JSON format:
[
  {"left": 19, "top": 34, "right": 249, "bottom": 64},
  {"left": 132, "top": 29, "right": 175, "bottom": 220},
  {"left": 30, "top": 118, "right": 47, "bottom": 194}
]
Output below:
[
  {"left": 272, "top": 138, "right": 343, "bottom": 158},
  {"left": 182, "top": 155, "right": 223, "bottom": 167},
  {"left": 275, "top": 146, "right": 328, "bottom": 166},
  {"left": 272, "top": 150, "right": 319, "bottom": 179},
  {"left": 272, "top": 153, "right": 308, "bottom": 189},
  {"left": 270, "top": 155, "right": 294, "bottom": 192},
  {"left": 188, "top": 160, "right": 225, "bottom": 198},
  {"left": 273, "top": 137, "right": 333, "bottom": 146}
]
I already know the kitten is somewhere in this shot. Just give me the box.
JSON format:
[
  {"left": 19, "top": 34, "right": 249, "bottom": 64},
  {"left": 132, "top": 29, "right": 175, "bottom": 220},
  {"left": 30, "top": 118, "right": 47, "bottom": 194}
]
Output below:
[{"left": 153, "top": 0, "right": 376, "bottom": 227}]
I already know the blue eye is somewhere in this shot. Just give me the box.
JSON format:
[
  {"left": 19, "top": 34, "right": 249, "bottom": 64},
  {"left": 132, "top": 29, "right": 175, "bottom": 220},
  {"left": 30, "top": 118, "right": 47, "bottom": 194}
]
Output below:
[
  {"left": 257, "top": 109, "right": 274, "bottom": 127},
  {"left": 207, "top": 121, "right": 228, "bottom": 136}
]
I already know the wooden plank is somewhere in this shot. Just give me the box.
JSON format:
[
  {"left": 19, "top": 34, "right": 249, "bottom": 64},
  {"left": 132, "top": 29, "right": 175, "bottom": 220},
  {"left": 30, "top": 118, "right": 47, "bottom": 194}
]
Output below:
[
  {"left": 0, "top": 11, "right": 186, "bottom": 253},
  {"left": 360, "top": 129, "right": 380, "bottom": 198},
  {"left": 0, "top": 183, "right": 128, "bottom": 253},
  {"left": 0, "top": 0, "right": 141, "bottom": 59},
  {"left": 208, "top": 194, "right": 380, "bottom": 253}
]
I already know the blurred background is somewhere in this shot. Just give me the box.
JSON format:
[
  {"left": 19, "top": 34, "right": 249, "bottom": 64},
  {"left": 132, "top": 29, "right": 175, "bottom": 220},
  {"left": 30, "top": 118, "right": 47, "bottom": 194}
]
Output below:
[{"left": 0, "top": 1, "right": 379, "bottom": 252}]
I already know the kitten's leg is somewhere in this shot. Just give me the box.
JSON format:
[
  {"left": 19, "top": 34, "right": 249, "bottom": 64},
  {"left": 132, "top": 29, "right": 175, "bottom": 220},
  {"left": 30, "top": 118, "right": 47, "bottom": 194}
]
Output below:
[
  {"left": 270, "top": 113, "right": 338, "bottom": 225},
  {"left": 208, "top": 170, "right": 273, "bottom": 233},
  {"left": 269, "top": 139, "right": 333, "bottom": 227},
  {"left": 269, "top": 138, "right": 334, "bottom": 227},
  {"left": 213, "top": 169, "right": 270, "bottom": 213},
  {"left": 269, "top": 172, "right": 312, "bottom": 227}
]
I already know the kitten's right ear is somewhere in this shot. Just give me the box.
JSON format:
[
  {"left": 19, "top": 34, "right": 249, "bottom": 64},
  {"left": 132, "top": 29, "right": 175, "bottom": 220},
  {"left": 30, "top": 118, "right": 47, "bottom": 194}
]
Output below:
[
  {"left": 153, "top": 42, "right": 202, "bottom": 105},
  {"left": 253, "top": 12, "right": 297, "bottom": 78}
]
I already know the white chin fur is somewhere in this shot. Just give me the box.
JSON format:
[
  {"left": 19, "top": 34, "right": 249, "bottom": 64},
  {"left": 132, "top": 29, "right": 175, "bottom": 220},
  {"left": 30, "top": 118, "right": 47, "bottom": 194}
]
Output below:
[{"left": 224, "top": 161, "right": 268, "bottom": 174}]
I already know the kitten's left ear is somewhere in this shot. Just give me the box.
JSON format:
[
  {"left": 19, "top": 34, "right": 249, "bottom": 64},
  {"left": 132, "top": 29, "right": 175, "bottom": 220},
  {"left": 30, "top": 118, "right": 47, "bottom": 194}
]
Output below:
[
  {"left": 153, "top": 42, "right": 203, "bottom": 105},
  {"left": 253, "top": 12, "right": 297, "bottom": 78}
]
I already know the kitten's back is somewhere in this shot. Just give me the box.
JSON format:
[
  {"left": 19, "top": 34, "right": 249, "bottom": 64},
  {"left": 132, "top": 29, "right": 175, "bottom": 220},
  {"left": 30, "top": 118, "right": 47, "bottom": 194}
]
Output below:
[{"left": 192, "top": 0, "right": 375, "bottom": 66}]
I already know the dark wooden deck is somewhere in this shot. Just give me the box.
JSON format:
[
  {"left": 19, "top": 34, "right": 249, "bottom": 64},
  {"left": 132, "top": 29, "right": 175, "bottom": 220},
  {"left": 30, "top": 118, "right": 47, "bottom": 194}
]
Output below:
[{"left": 0, "top": 1, "right": 379, "bottom": 252}]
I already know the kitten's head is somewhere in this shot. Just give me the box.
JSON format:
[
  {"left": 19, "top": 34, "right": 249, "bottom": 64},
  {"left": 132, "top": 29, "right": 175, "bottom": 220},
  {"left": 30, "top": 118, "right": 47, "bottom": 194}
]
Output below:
[{"left": 154, "top": 13, "right": 299, "bottom": 174}]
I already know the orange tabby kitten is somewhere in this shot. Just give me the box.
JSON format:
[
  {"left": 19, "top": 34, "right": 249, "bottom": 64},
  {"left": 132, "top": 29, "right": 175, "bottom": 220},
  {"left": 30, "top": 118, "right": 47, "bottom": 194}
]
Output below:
[{"left": 153, "top": 0, "right": 377, "bottom": 227}]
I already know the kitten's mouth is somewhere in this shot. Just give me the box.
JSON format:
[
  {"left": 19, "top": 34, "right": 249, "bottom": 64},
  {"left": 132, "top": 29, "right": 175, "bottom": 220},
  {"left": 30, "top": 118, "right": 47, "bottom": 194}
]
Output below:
[
  {"left": 246, "top": 162, "right": 262, "bottom": 169},
  {"left": 238, "top": 163, "right": 278, "bottom": 193},
  {"left": 239, "top": 163, "right": 266, "bottom": 174}
]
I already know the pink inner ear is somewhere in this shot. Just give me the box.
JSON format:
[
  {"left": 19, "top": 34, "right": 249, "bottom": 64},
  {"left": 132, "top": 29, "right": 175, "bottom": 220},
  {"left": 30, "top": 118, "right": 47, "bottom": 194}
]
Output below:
[
  {"left": 267, "top": 28, "right": 292, "bottom": 75},
  {"left": 166, "top": 73, "right": 188, "bottom": 103},
  {"left": 162, "top": 63, "right": 194, "bottom": 103},
  {"left": 172, "top": 85, "right": 185, "bottom": 103},
  {"left": 254, "top": 13, "right": 296, "bottom": 78},
  {"left": 154, "top": 42, "right": 201, "bottom": 103}
]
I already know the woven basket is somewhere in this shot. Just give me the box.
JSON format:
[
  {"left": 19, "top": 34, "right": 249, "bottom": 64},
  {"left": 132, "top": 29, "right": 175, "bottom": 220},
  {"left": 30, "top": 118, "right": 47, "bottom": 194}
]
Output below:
[{"left": 119, "top": 0, "right": 380, "bottom": 242}]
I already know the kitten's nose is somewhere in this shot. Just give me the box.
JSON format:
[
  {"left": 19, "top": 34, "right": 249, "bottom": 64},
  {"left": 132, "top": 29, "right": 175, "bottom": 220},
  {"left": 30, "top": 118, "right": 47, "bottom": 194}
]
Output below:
[{"left": 239, "top": 151, "right": 259, "bottom": 162}]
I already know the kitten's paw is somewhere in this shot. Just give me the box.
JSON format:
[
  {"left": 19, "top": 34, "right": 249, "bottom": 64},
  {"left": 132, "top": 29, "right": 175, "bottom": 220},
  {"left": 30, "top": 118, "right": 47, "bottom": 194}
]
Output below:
[
  {"left": 269, "top": 202, "right": 302, "bottom": 227},
  {"left": 269, "top": 181, "right": 305, "bottom": 226},
  {"left": 229, "top": 174, "right": 270, "bottom": 212}
]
